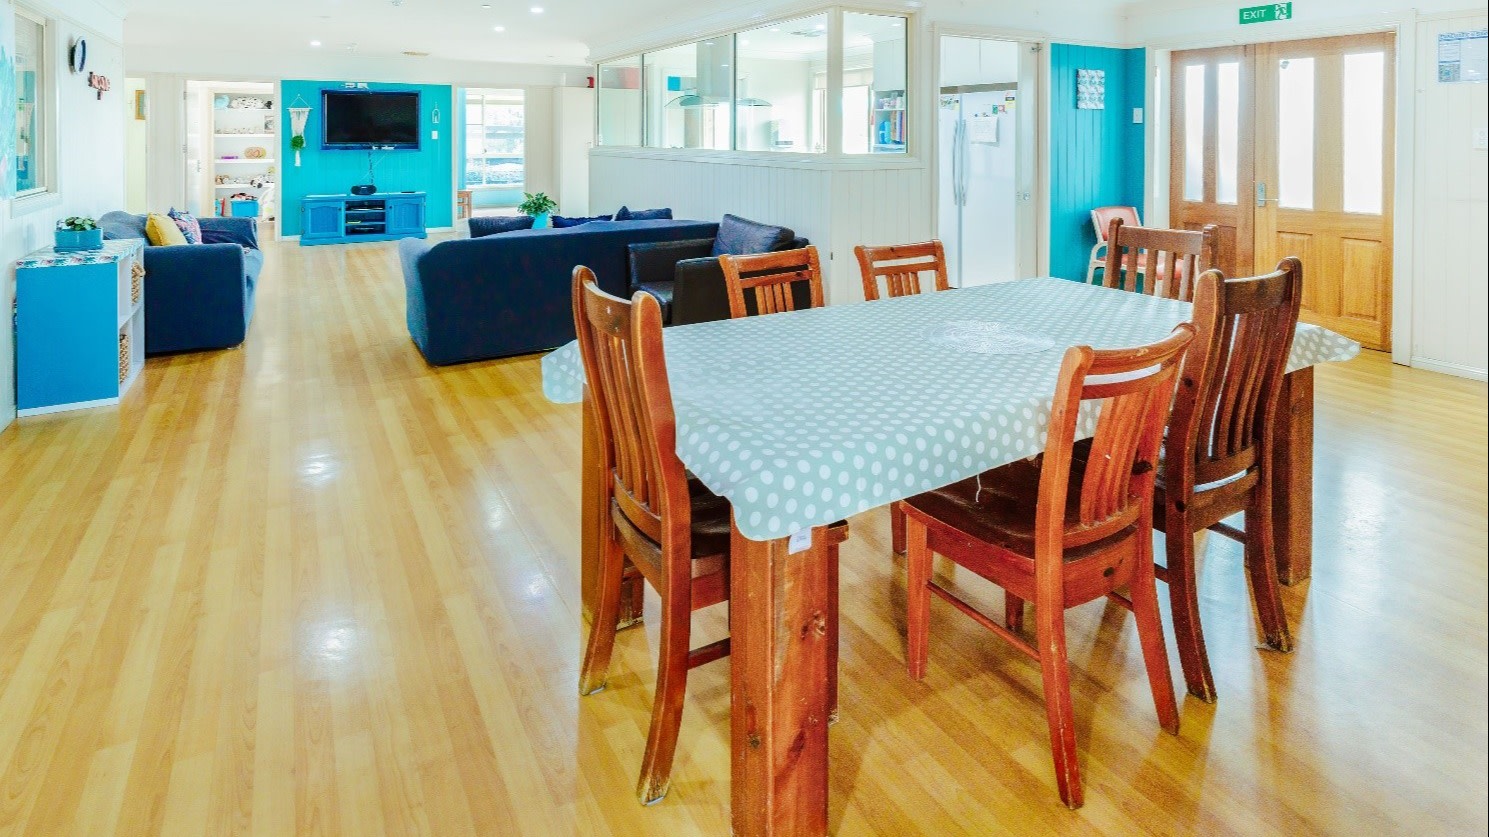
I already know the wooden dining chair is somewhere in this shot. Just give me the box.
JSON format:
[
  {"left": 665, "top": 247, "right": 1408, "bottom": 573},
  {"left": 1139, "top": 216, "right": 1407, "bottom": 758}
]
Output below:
[
  {"left": 1150, "top": 259, "right": 1304, "bottom": 702},
  {"left": 572, "top": 266, "right": 847, "bottom": 805},
  {"left": 720, "top": 246, "right": 825, "bottom": 319},
  {"left": 854, "top": 240, "right": 950, "bottom": 301},
  {"left": 900, "top": 324, "right": 1196, "bottom": 809},
  {"left": 1103, "top": 218, "right": 1219, "bottom": 302},
  {"left": 1086, "top": 205, "right": 1140, "bottom": 282}
]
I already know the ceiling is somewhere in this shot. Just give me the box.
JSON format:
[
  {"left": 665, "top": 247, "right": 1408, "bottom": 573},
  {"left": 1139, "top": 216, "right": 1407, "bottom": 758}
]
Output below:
[{"left": 120, "top": 0, "right": 732, "bottom": 67}]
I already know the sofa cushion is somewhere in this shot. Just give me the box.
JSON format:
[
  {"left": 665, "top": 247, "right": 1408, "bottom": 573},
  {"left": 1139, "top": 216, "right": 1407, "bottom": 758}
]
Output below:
[
  {"left": 615, "top": 206, "right": 673, "bottom": 221},
  {"left": 147, "top": 213, "right": 190, "bottom": 246},
  {"left": 552, "top": 214, "right": 610, "bottom": 228},
  {"left": 711, "top": 213, "right": 795, "bottom": 257},
  {"left": 168, "top": 208, "right": 203, "bottom": 244},
  {"left": 469, "top": 215, "right": 536, "bottom": 238},
  {"left": 99, "top": 211, "right": 149, "bottom": 242}
]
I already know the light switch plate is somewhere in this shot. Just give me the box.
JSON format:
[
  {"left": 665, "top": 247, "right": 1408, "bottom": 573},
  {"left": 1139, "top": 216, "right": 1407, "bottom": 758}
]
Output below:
[
  {"left": 1132, "top": 107, "right": 1144, "bottom": 124},
  {"left": 1474, "top": 127, "right": 1488, "bottom": 150},
  {"left": 432, "top": 129, "right": 439, "bottom": 140}
]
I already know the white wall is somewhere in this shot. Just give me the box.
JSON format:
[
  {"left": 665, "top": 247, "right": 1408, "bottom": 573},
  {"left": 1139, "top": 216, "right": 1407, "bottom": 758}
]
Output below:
[
  {"left": 1, "top": 0, "right": 127, "bottom": 431},
  {"left": 123, "top": 77, "right": 146, "bottom": 212}
]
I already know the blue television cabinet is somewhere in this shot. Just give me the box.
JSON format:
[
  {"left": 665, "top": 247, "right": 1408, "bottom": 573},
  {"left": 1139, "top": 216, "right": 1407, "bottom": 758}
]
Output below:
[
  {"left": 15, "top": 238, "right": 146, "bottom": 416},
  {"left": 300, "top": 192, "right": 427, "bottom": 245}
]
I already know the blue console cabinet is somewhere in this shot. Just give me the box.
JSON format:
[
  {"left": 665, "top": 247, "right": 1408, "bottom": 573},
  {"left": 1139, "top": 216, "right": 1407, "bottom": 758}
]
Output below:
[
  {"left": 15, "top": 239, "right": 146, "bottom": 416},
  {"left": 300, "top": 192, "right": 427, "bottom": 245}
]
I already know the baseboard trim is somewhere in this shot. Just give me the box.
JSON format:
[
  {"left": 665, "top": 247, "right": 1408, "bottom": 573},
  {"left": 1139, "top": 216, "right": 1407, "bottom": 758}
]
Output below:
[
  {"left": 281, "top": 234, "right": 301, "bottom": 242},
  {"left": 19, "top": 396, "right": 121, "bottom": 417},
  {"left": 1411, "top": 357, "right": 1488, "bottom": 382}
]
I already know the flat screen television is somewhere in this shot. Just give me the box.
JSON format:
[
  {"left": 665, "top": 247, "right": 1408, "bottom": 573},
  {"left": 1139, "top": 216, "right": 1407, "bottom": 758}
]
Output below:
[{"left": 322, "top": 90, "right": 421, "bottom": 150}]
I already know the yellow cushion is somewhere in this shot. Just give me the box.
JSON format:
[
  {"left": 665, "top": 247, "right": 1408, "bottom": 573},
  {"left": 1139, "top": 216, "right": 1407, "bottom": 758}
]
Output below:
[{"left": 145, "top": 213, "right": 189, "bottom": 246}]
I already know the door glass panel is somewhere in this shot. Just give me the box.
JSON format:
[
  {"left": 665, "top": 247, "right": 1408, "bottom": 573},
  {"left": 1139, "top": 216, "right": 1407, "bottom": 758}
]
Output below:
[
  {"left": 1183, "top": 64, "right": 1205, "bottom": 202},
  {"left": 1276, "top": 57, "right": 1315, "bottom": 209},
  {"left": 1342, "top": 51, "right": 1385, "bottom": 214},
  {"left": 1216, "top": 62, "right": 1239, "bottom": 204}
]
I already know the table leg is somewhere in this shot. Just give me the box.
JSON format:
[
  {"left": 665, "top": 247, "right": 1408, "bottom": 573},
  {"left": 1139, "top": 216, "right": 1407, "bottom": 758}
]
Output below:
[
  {"left": 581, "top": 385, "right": 644, "bottom": 629},
  {"left": 1273, "top": 366, "right": 1314, "bottom": 585},
  {"left": 731, "top": 520, "right": 832, "bottom": 837}
]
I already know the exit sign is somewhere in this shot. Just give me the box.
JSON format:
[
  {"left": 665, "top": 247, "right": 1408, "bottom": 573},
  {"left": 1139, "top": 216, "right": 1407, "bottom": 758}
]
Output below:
[{"left": 1240, "top": 2, "right": 1292, "bottom": 23}]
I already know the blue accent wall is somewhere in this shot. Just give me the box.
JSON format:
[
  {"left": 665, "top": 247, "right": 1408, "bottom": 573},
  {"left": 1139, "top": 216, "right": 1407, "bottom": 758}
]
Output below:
[
  {"left": 280, "top": 80, "right": 454, "bottom": 236},
  {"left": 1048, "top": 45, "right": 1147, "bottom": 282}
]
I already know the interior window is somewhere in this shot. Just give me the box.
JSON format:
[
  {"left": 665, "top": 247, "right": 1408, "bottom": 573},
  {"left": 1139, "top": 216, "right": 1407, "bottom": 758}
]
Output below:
[
  {"left": 644, "top": 39, "right": 733, "bottom": 150},
  {"left": 14, "top": 9, "right": 49, "bottom": 197},
  {"left": 735, "top": 14, "right": 828, "bottom": 153},
  {"left": 597, "top": 57, "right": 642, "bottom": 147},
  {"left": 843, "top": 12, "right": 907, "bottom": 154}
]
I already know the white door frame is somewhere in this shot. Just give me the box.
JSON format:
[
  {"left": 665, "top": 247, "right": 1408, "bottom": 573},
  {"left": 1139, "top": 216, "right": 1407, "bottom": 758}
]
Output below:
[{"left": 930, "top": 24, "right": 1051, "bottom": 279}]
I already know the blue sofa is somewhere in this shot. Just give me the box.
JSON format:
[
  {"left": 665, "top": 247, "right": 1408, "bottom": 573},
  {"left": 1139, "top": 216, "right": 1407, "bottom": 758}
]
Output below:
[
  {"left": 399, "top": 219, "right": 718, "bottom": 365},
  {"left": 99, "top": 211, "right": 264, "bottom": 354}
]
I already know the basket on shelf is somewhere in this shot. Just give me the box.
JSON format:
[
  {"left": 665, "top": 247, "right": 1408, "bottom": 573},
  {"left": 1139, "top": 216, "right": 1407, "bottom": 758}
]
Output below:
[
  {"left": 130, "top": 261, "right": 144, "bottom": 306},
  {"left": 118, "top": 331, "right": 131, "bottom": 385}
]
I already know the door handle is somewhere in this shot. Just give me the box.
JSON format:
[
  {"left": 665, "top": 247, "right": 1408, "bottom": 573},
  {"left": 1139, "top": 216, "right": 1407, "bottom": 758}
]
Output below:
[{"left": 1255, "top": 182, "right": 1276, "bottom": 207}]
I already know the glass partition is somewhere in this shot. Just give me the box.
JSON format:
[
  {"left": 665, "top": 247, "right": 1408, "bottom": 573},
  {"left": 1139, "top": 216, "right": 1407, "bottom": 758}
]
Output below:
[
  {"left": 735, "top": 14, "right": 829, "bottom": 153},
  {"left": 597, "top": 56, "right": 642, "bottom": 146},
  {"left": 843, "top": 12, "right": 907, "bottom": 154},
  {"left": 644, "top": 39, "right": 733, "bottom": 150}
]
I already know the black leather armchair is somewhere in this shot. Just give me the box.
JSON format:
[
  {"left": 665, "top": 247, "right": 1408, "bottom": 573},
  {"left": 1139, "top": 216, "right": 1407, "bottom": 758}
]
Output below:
[{"left": 626, "top": 214, "right": 809, "bottom": 325}]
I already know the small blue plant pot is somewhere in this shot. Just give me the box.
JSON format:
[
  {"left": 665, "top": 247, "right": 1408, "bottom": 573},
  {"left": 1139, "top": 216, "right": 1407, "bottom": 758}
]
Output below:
[
  {"left": 530, "top": 211, "right": 551, "bottom": 229},
  {"left": 54, "top": 228, "right": 104, "bottom": 252}
]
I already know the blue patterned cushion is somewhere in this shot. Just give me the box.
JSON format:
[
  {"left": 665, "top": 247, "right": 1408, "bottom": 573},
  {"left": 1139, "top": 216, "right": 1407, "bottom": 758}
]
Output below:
[
  {"left": 711, "top": 214, "right": 794, "bottom": 257},
  {"left": 167, "top": 208, "right": 203, "bottom": 244},
  {"left": 469, "top": 215, "right": 536, "bottom": 238},
  {"left": 552, "top": 214, "right": 611, "bottom": 228},
  {"left": 614, "top": 206, "right": 673, "bottom": 221}
]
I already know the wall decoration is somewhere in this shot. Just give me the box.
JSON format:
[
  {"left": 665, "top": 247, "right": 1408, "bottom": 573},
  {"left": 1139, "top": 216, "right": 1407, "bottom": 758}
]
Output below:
[
  {"left": 69, "top": 37, "right": 87, "bottom": 73},
  {"left": 134, "top": 89, "right": 147, "bottom": 120},
  {"left": 87, "top": 72, "right": 110, "bottom": 100},
  {"left": 0, "top": 11, "right": 15, "bottom": 199},
  {"left": 288, "top": 98, "right": 312, "bottom": 167},
  {"left": 1076, "top": 68, "right": 1105, "bottom": 110}
]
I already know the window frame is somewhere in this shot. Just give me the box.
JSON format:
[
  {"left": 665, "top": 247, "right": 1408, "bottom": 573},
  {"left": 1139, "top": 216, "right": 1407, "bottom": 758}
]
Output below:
[
  {"left": 592, "top": 5, "right": 917, "bottom": 163},
  {"left": 12, "top": 5, "right": 60, "bottom": 215},
  {"left": 462, "top": 88, "right": 526, "bottom": 191}
]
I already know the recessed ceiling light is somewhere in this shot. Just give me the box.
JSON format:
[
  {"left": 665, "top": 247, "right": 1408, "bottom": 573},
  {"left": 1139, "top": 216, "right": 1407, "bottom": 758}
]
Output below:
[
  {"left": 310, "top": 40, "right": 322, "bottom": 46},
  {"left": 741, "top": 39, "right": 751, "bottom": 45},
  {"left": 493, "top": 25, "right": 505, "bottom": 31},
  {"left": 530, "top": 6, "right": 543, "bottom": 12},
  {"left": 814, "top": 23, "right": 825, "bottom": 30}
]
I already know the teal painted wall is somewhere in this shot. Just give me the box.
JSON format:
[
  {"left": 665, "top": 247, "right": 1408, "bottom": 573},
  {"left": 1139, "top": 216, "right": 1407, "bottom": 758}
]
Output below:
[
  {"left": 280, "top": 80, "right": 454, "bottom": 236},
  {"left": 1048, "top": 45, "right": 1146, "bottom": 282}
]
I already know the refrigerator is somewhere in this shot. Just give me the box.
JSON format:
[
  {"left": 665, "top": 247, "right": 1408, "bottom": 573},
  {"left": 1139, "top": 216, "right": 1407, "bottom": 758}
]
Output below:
[{"left": 938, "top": 88, "right": 1019, "bottom": 287}]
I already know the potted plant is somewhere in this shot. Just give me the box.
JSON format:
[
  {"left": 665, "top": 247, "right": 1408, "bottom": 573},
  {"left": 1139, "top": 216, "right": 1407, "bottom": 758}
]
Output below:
[
  {"left": 518, "top": 192, "right": 558, "bottom": 229},
  {"left": 55, "top": 216, "right": 103, "bottom": 252}
]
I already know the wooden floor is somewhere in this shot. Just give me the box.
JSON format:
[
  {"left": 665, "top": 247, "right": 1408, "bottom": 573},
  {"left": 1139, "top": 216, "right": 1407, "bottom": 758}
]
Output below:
[{"left": 0, "top": 238, "right": 1484, "bottom": 836}]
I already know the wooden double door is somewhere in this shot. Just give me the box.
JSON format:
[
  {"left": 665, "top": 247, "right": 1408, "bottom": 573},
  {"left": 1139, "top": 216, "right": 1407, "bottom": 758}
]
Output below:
[{"left": 1171, "top": 33, "right": 1395, "bottom": 349}]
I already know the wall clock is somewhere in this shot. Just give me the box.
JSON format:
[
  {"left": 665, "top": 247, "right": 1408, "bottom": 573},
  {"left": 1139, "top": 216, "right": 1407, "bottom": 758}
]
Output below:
[{"left": 69, "top": 38, "right": 87, "bottom": 74}]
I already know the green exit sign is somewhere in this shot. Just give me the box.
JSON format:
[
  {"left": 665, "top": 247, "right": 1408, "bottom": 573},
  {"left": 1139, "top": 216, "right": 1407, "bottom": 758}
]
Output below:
[{"left": 1240, "top": 2, "right": 1292, "bottom": 23}]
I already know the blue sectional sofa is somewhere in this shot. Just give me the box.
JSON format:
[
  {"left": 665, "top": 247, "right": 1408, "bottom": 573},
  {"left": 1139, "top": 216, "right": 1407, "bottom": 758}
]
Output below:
[
  {"left": 99, "top": 212, "right": 264, "bottom": 355},
  {"left": 399, "top": 219, "right": 718, "bottom": 365}
]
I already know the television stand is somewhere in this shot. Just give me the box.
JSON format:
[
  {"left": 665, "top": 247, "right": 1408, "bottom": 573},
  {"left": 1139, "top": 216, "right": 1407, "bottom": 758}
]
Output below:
[{"left": 300, "top": 192, "right": 427, "bottom": 246}]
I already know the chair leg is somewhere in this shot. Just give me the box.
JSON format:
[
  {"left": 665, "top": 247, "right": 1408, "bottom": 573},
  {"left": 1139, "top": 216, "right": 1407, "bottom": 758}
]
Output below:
[
  {"left": 1246, "top": 492, "right": 1294, "bottom": 653},
  {"left": 1035, "top": 602, "right": 1083, "bottom": 809},
  {"left": 1163, "top": 519, "right": 1217, "bottom": 703},
  {"left": 890, "top": 501, "right": 907, "bottom": 554},
  {"left": 1004, "top": 593, "right": 1025, "bottom": 633},
  {"left": 1131, "top": 534, "right": 1180, "bottom": 734},
  {"left": 579, "top": 529, "right": 626, "bottom": 696},
  {"left": 905, "top": 516, "right": 931, "bottom": 681},
  {"left": 636, "top": 583, "right": 692, "bottom": 805},
  {"left": 827, "top": 544, "right": 840, "bottom": 724}
]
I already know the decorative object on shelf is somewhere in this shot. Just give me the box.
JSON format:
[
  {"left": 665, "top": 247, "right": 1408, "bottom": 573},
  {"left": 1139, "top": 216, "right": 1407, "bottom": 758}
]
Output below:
[
  {"left": 55, "top": 216, "right": 103, "bottom": 252},
  {"left": 1076, "top": 68, "right": 1105, "bottom": 110},
  {"left": 518, "top": 191, "right": 558, "bottom": 229},
  {"left": 263, "top": 114, "right": 275, "bottom": 132},
  {"left": 244, "top": 146, "right": 267, "bottom": 159},
  {"left": 134, "top": 89, "right": 147, "bottom": 120},
  {"left": 87, "top": 72, "right": 110, "bottom": 100},
  {"left": 214, "top": 94, "right": 230, "bottom": 109},
  {"left": 69, "top": 38, "right": 87, "bottom": 73},
  {"left": 230, "top": 96, "right": 267, "bottom": 109},
  {"left": 288, "top": 96, "right": 312, "bottom": 167}
]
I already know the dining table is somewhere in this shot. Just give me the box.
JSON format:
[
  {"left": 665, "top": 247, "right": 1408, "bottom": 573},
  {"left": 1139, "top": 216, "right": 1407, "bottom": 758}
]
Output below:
[{"left": 542, "top": 276, "right": 1359, "bottom": 836}]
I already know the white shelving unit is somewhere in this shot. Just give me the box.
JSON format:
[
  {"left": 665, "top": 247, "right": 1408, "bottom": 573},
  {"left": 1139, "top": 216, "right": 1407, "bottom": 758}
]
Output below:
[{"left": 205, "top": 86, "right": 279, "bottom": 221}]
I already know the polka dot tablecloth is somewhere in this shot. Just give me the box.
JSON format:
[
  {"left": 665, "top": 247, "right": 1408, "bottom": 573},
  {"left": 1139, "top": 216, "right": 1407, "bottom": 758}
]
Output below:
[{"left": 543, "top": 278, "right": 1360, "bottom": 541}]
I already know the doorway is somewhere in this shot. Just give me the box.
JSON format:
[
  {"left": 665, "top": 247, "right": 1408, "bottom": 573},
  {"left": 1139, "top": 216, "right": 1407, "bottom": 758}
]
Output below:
[
  {"left": 938, "top": 36, "right": 1039, "bottom": 286},
  {"left": 124, "top": 78, "right": 148, "bottom": 214},
  {"left": 1170, "top": 32, "right": 1396, "bottom": 350},
  {"left": 185, "top": 80, "right": 279, "bottom": 225},
  {"left": 461, "top": 88, "right": 526, "bottom": 217}
]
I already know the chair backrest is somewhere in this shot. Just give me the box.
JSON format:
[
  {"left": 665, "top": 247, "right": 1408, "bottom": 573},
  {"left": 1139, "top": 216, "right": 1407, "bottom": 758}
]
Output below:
[
  {"left": 1103, "top": 218, "right": 1219, "bottom": 301},
  {"left": 720, "top": 246, "right": 825, "bottom": 319},
  {"left": 571, "top": 266, "right": 690, "bottom": 547},
  {"left": 1166, "top": 258, "right": 1304, "bottom": 494},
  {"left": 1038, "top": 325, "right": 1196, "bottom": 552},
  {"left": 854, "top": 241, "right": 950, "bottom": 302},
  {"left": 1091, "top": 206, "right": 1140, "bottom": 243}
]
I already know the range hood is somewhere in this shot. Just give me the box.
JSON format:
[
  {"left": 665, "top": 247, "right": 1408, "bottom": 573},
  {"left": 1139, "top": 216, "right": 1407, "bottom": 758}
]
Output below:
[{"left": 666, "top": 40, "right": 771, "bottom": 108}]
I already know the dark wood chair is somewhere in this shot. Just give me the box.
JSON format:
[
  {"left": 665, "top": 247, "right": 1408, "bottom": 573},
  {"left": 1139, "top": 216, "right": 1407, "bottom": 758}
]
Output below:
[
  {"left": 720, "top": 246, "right": 825, "bottom": 319},
  {"left": 900, "top": 325, "right": 1196, "bottom": 809},
  {"left": 572, "top": 267, "right": 846, "bottom": 805},
  {"left": 1152, "top": 260, "right": 1304, "bottom": 702},
  {"left": 1103, "top": 218, "right": 1219, "bottom": 302},
  {"left": 854, "top": 240, "right": 950, "bottom": 301}
]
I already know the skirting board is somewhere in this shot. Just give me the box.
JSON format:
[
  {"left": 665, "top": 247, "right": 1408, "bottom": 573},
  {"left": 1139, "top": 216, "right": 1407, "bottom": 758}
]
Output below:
[
  {"left": 19, "top": 395, "right": 121, "bottom": 417},
  {"left": 1411, "top": 357, "right": 1488, "bottom": 382},
  {"left": 280, "top": 227, "right": 451, "bottom": 244}
]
